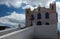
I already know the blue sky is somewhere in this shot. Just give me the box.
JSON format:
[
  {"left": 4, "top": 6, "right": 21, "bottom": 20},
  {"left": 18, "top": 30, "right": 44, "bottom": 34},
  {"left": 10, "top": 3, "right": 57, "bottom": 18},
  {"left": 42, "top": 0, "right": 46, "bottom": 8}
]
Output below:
[
  {"left": 0, "top": 0, "right": 60, "bottom": 29},
  {"left": 0, "top": 3, "right": 26, "bottom": 17},
  {"left": 56, "top": 0, "right": 60, "bottom": 2}
]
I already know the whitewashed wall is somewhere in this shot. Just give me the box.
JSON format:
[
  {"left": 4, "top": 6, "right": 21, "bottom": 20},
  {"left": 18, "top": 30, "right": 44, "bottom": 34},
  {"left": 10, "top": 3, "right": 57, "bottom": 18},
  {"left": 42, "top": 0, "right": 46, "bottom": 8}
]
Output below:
[
  {"left": 33, "top": 24, "right": 57, "bottom": 39},
  {"left": 0, "top": 27, "right": 33, "bottom": 39},
  {"left": 0, "top": 25, "right": 57, "bottom": 39}
]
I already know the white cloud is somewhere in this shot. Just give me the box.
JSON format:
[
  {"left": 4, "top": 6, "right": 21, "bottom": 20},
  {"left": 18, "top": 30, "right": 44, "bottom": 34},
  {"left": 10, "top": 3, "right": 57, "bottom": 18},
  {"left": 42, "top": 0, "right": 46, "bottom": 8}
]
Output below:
[
  {"left": 7, "top": 11, "right": 25, "bottom": 21},
  {"left": 55, "top": 2, "right": 60, "bottom": 31},
  {"left": 0, "top": 11, "right": 25, "bottom": 27},
  {"left": 22, "top": 5, "right": 34, "bottom": 11},
  {"left": 33, "top": 0, "right": 55, "bottom": 7},
  {"left": 56, "top": 2, "right": 60, "bottom": 13},
  {"left": 56, "top": 2, "right": 60, "bottom": 22},
  {"left": 22, "top": 0, "right": 55, "bottom": 11},
  {"left": 0, "top": 0, "right": 55, "bottom": 8},
  {"left": 0, "top": 0, "right": 22, "bottom": 8}
]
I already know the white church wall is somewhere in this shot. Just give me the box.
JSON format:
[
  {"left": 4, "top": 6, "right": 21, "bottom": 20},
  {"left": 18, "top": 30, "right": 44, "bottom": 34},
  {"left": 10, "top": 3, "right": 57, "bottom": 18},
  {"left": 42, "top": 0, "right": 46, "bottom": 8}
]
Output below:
[
  {"left": 33, "top": 24, "right": 57, "bottom": 39},
  {"left": 0, "top": 27, "right": 33, "bottom": 39}
]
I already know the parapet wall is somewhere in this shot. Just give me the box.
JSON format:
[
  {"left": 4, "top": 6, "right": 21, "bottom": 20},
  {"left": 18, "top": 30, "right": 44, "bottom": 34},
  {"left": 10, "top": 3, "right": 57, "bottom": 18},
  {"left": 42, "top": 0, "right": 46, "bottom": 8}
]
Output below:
[
  {"left": 0, "top": 27, "right": 19, "bottom": 36},
  {"left": 33, "top": 24, "right": 57, "bottom": 39},
  {"left": 0, "top": 25, "right": 57, "bottom": 39},
  {"left": 0, "top": 27, "right": 33, "bottom": 39}
]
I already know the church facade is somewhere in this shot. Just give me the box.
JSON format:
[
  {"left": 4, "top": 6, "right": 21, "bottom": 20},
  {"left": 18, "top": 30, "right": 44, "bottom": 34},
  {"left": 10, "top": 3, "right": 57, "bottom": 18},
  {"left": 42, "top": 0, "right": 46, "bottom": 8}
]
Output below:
[
  {"left": 26, "top": 2, "right": 58, "bottom": 39},
  {"left": 26, "top": 2, "right": 58, "bottom": 26}
]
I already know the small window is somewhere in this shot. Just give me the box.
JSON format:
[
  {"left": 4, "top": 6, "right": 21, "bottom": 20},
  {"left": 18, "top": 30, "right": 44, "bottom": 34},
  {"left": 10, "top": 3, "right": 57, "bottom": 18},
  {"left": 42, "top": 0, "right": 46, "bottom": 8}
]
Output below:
[
  {"left": 37, "top": 13, "right": 41, "bottom": 19},
  {"left": 46, "top": 23, "right": 49, "bottom": 25},
  {"left": 45, "top": 12, "right": 49, "bottom": 19},
  {"left": 38, "top": 8, "right": 40, "bottom": 11},
  {"left": 31, "top": 14, "right": 34, "bottom": 20},
  {"left": 37, "top": 21, "right": 42, "bottom": 25},
  {"left": 52, "top": 6, "right": 54, "bottom": 10}
]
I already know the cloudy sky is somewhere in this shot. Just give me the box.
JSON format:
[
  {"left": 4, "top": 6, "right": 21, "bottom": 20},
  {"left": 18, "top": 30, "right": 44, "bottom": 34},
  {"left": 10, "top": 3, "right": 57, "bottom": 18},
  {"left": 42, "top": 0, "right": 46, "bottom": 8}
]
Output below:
[{"left": 0, "top": 0, "right": 60, "bottom": 29}]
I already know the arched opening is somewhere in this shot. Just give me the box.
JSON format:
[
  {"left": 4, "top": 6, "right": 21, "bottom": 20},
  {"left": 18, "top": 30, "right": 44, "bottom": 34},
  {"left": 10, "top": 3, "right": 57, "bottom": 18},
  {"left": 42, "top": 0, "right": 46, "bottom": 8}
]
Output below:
[
  {"left": 31, "top": 14, "right": 34, "bottom": 20},
  {"left": 37, "top": 21, "right": 42, "bottom": 25},
  {"left": 37, "top": 13, "right": 41, "bottom": 19},
  {"left": 38, "top": 8, "right": 40, "bottom": 11},
  {"left": 46, "top": 22, "right": 49, "bottom": 25},
  {"left": 45, "top": 12, "right": 49, "bottom": 19}
]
